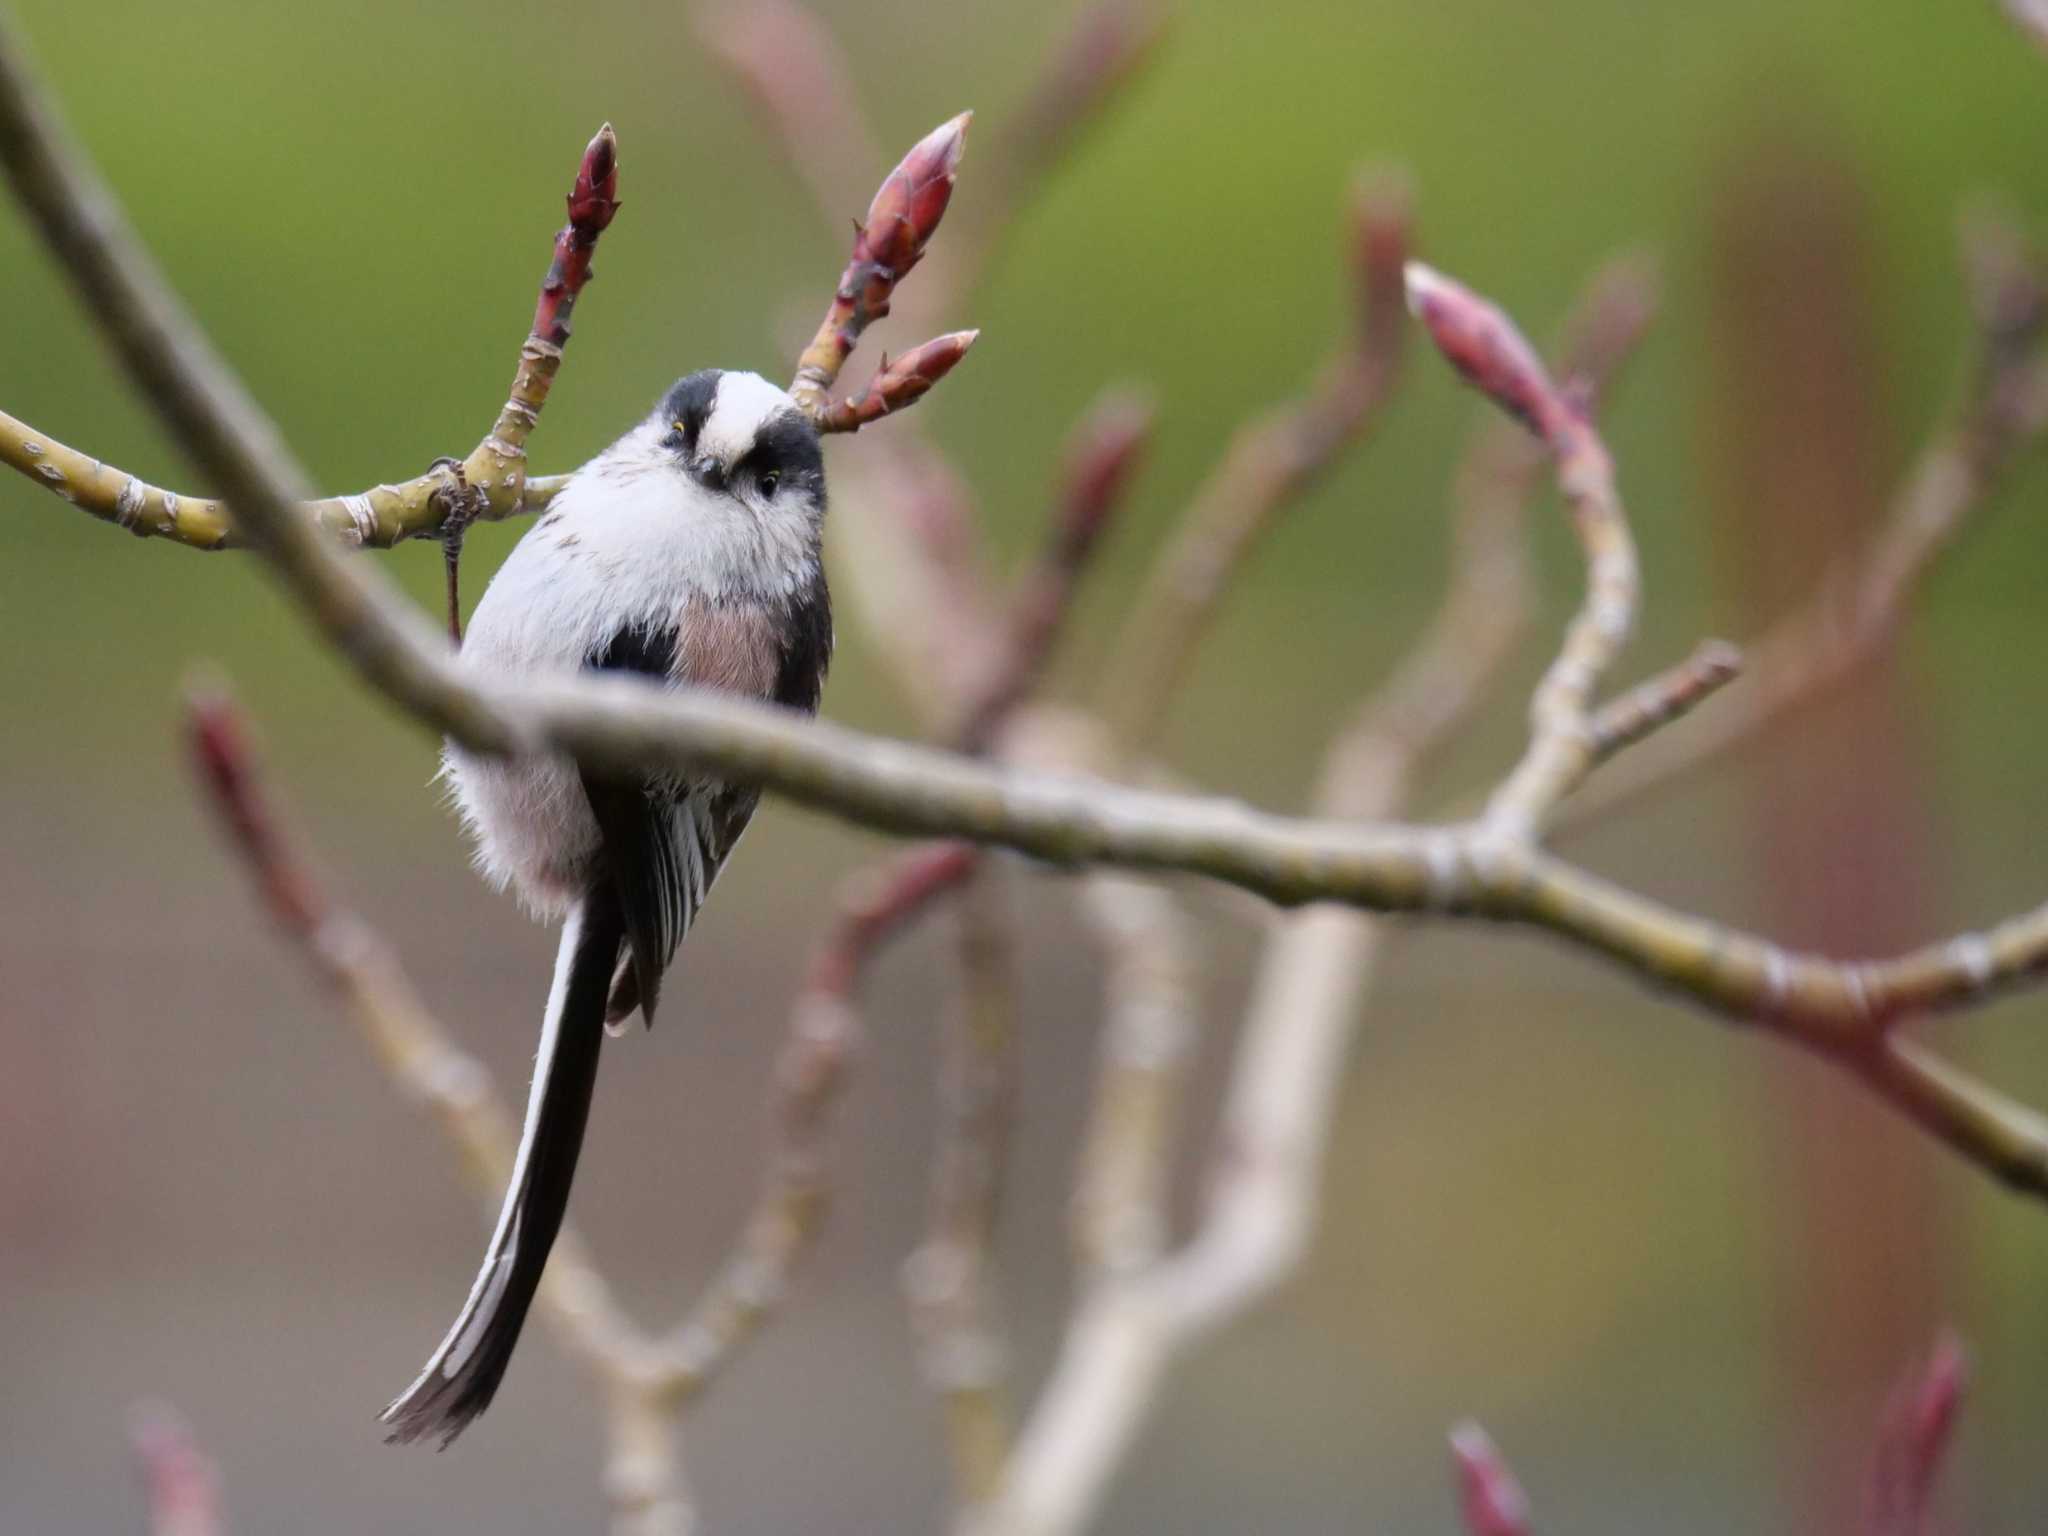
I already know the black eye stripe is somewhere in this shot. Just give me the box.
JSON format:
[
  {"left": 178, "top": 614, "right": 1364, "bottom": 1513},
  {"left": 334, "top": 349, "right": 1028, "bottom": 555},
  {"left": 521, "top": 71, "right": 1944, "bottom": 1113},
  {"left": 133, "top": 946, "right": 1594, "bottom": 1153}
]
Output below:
[
  {"left": 741, "top": 408, "right": 825, "bottom": 490},
  {"left": 657, "top": 370, "right": 722, "bottom": 451}
]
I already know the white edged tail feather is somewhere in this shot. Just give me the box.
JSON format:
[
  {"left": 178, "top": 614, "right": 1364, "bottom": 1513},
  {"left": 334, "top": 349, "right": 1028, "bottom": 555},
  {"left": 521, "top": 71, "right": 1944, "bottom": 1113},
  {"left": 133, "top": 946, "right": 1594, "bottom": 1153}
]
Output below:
[{"left": 381, "top": 892, "right": 623, "bottom": 1446}]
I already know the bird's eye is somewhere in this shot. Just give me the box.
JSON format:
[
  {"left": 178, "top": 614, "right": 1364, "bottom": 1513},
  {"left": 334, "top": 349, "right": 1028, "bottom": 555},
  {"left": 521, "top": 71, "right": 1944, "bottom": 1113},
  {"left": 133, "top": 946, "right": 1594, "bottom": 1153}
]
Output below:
[{"left": 759, "top": 470, "right": 780, "bottom": 498}]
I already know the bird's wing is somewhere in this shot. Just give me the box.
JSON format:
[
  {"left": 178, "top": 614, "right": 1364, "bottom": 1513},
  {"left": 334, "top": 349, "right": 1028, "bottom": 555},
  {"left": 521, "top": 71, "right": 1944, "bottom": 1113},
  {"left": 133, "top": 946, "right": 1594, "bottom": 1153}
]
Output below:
[
  {"left": 580, "top": 613, "right": 781, "bottom": 1026},
  {"left": 582, "top": 776, "right": 759, "bottom": 1027}
]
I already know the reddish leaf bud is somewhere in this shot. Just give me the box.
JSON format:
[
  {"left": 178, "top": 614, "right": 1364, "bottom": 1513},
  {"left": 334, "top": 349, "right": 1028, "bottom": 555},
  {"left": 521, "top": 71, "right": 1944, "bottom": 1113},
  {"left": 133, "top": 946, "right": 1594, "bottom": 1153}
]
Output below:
[
  {"left": 1450, "top": 1423, "right": 1533, "bottom": 1536},
  {"left": 860, "top": 112, "right": 969, "bottom": 279},
  {"left": 1406, "top": 262, "right": 1567, "bottom": 441},
  {"left": 569, "top": 122, "right": 621, "bottom": 240},
  {"left": 1866, "top": 1333, "right": 1968, "bottom": 1536},
  {"left": 817, "top": 330, "right": 979, "bottom": 434}
]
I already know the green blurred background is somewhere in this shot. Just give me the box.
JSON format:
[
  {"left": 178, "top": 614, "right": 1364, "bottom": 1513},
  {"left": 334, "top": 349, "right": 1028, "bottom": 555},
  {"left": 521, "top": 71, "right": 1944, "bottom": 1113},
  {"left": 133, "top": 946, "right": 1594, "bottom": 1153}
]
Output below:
[{"left": 5, "top": 0, "right": 2048, "bottom": 1530}]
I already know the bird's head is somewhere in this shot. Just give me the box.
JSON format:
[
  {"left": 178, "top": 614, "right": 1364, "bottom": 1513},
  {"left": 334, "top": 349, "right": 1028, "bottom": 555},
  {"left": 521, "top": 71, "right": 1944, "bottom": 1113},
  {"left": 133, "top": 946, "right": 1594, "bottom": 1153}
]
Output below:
[{"left": 650, "top": 369, "right": 825, "bottom": 523}]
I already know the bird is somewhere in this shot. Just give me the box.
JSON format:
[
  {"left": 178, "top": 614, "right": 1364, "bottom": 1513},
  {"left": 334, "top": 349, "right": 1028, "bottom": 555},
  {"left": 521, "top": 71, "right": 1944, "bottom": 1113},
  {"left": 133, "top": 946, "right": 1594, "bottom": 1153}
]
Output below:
[{"left": 380, "top": 368, "right": 833, "bottom": 1447}]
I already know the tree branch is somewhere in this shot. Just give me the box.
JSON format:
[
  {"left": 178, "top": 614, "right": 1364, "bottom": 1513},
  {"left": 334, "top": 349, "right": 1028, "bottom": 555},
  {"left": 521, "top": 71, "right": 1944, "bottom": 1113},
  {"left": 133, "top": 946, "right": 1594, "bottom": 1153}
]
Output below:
[
  {"left": 1557, "top": 206, "right": 2048, "bottom": 830},
  {"left": 184, "top": 684, "right": 694, "bottom": 1534},
  {"left": 1097, "top": 171, "right": 1413, "bottom": 747},
  {"left": 0, "top": 26, "right": 608, "bottom": 552}
]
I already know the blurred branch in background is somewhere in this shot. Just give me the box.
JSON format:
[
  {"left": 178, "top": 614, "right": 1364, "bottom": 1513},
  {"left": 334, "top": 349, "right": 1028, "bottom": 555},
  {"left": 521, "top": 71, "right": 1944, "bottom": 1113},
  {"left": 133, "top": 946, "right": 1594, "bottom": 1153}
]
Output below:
[
  {"left": 1096, "top": 171, "right": 1412, "bottom": 747},
  {"left": 128, "top": 1404, "right": 224, "bottom": 1536},
  {"left": 1442, "top": 1334, "right": 1968, "bottom": 1536},
  {"left": 1557, "top": 202, "right": 2048, "bottom": 833},
  {"left": 6, "top": 2, "right": 2048, "bottom": 1534}
]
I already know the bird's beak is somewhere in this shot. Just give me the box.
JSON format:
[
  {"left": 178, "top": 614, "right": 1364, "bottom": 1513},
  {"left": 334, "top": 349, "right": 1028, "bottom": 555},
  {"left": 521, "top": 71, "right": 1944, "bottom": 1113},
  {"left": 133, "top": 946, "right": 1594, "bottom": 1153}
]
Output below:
[{"left": 686, "top": 455, "right": 727, "bottom": 492}]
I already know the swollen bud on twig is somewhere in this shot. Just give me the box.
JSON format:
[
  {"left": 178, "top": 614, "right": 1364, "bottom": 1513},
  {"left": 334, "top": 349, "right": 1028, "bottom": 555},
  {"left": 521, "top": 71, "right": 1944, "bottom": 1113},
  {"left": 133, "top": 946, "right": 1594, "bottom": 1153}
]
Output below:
[
  {"left": 1864, "top": 1333, "right": 1968, "bottom": 1536},
  {"left": 532, "top": 123, "right": 623, "bottom": 349},
  {"left": 790, "top": 114, "right": 974, "bottom": 414},
  {"left": 816, "top": 331, "right": 979, "bottom": 434},
  {"left": 1449, "top": 1423, "right": 1534, "bottom": 1536},
  {"left": 861, "top": 112, "right": 969, "bottom": 282},
  {"left": 1405, "top": 262, "right": 1568, "bottom": 442}
]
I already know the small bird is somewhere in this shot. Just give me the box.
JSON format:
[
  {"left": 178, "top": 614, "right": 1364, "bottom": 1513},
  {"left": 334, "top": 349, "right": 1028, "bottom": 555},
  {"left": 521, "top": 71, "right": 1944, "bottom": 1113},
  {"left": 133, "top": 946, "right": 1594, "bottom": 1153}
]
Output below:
[{"left": 381, "top": 369, "right": 832, "bottom": 1446}]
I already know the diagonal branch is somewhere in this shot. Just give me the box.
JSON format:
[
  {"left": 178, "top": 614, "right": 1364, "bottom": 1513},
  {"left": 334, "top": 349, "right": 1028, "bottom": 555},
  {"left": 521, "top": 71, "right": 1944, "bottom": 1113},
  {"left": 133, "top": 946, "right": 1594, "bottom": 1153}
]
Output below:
[
  {"left": 184, "top": 684, "right": 648, "bottom": 1379},
  {"left": 1405, "top": 261, "right": 1639, "bottom": 840},
  {"left": 1557, "top": 206, "right": 2048, "bottom": 830},
  {"left": 1097, "top": 171, "right": 1413, "bottom": 747}
]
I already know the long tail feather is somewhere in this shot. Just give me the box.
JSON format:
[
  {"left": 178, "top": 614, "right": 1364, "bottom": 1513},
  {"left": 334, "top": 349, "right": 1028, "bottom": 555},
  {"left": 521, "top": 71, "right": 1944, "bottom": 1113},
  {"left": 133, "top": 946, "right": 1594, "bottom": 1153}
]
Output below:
[{"left": 380, "top": 886, "right": 623, "bottom": 1447}]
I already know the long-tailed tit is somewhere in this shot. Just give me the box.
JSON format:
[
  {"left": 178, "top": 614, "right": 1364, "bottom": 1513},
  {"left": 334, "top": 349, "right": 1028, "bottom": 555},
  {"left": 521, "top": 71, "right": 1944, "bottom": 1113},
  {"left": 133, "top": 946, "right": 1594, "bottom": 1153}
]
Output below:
[{"left": 380, "top": 368, "right": 832, "bottom": 1446}]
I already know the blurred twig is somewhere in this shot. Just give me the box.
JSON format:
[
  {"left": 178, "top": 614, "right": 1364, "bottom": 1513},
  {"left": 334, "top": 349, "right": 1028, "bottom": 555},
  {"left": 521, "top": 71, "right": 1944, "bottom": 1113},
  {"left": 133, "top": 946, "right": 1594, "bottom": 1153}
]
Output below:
[
  {"left": 1449, "top": 1424, "right": 1534, "bottom": 1536},
  {"left": 0, "top": 100, "right": 616, "bottom": 549},
  {"left": 184, "top": 685, "right": 685, "bottom": 1535},
  {"left": 128, "top": 1404, "right": 225, "bottom": 1536},
  {"left": 1557, "top": 207, "right": 2048, "bottom": 831},
  {"left": 1097, "top": 174, "right": 1414, "bottom": 747}
]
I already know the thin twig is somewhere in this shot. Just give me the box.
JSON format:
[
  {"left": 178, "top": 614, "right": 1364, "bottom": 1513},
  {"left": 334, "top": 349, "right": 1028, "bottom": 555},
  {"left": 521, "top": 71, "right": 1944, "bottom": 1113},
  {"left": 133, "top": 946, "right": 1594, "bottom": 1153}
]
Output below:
[
  {"left": 1097, "top": 172, "right": 1413, "bottom": 747},
  {"left": 442, "top": 121, "right": 622, "bottom": 641},
  {"left": 1557, "top": 207, "right": 2048, "bottom": 831},
  {"left": 128, "top": 1403, "right": 225, "bottom": 1536},
  {"left": 908, "top": 870, "right": 1024, "bottom": 1509},
  {"left": 1404, "top": 261, "right": 1639, "bottom": 840},
  {"left": 973, "top": 253, "right": 1560, "bottom": 1536},
  {"left": 1585, "top": 638, "right": 1744, "bottom": 766},
  {"left": 644, "top": 840, "right": 979, "bottom": 1407},
  {"left": 1070, "top": 871, "right": 1201, "bottom": 1279},
  {"left": 0, "top": 77, "right": 611, "bottom": 550},
  {"left": 184, "top": 684, "right": 691, "bottom": 1534}
]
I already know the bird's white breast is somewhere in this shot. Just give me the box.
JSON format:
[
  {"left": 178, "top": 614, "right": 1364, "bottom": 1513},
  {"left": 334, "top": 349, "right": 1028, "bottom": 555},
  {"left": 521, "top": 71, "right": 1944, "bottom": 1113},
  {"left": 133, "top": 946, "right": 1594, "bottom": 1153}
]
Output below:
[{"left": 442, "top": 422, "right": 821, "bottom": 915}]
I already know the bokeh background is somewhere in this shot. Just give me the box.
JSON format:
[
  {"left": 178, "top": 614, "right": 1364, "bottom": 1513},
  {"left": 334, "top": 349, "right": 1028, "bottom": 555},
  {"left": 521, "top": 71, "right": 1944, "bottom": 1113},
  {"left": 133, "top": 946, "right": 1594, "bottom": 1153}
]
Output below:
[{"left": 5, "top": 0, "right": 2048, "bottom": 1530}]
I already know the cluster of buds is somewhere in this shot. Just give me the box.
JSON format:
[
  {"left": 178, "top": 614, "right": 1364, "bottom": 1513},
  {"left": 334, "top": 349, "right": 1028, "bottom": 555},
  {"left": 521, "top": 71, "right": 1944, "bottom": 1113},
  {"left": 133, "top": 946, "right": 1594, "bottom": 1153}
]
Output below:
[{"left": 790, "top": 113, "right": 973, "bottom": 417}]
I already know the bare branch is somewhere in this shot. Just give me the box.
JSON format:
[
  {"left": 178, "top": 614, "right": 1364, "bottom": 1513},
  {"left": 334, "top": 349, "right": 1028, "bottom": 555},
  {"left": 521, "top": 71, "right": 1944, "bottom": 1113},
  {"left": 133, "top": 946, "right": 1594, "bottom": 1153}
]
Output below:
[
  {"left": 941, "top": 0, "right": 1171, "bottom": 295},
  {"left": 13, "top": 0, "right": 2048, "bottom": 1313},
  {"left": 184, "top": 684, "right": 647, "bottom": 1378},
  {"left": 1098, "top": 171, "right": 1413, "bottom": 746},
  {"left": 1558, "top": 206, "right": 2048, "bottom": 830},
  {"left": 907, "top": 872, "right": 1023, "bottom": 1507},
  {"left": 974, "top": 257, "right": 1550, "bottom": 1536},
  {"left": 1070, "top": 871, "right": 1200, "bottom": 1278},
  {"left": 1585, "top": 638, "right": 1744, "bottom": 766},
  {"left": 646, "top": 840, "right": 977, "bottom": 1406},
  {"left": 1406, "top": 260, "right": 1639, "bottom": 839},
  {"left": 960, "top": 390, "right": 1155, "bottom": 751},
  {"left": 0, "top": 36, "right": 610, "bottom": 551},
  {"left": 690, "top": 0, "right": 887, "bottom": 235}
]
